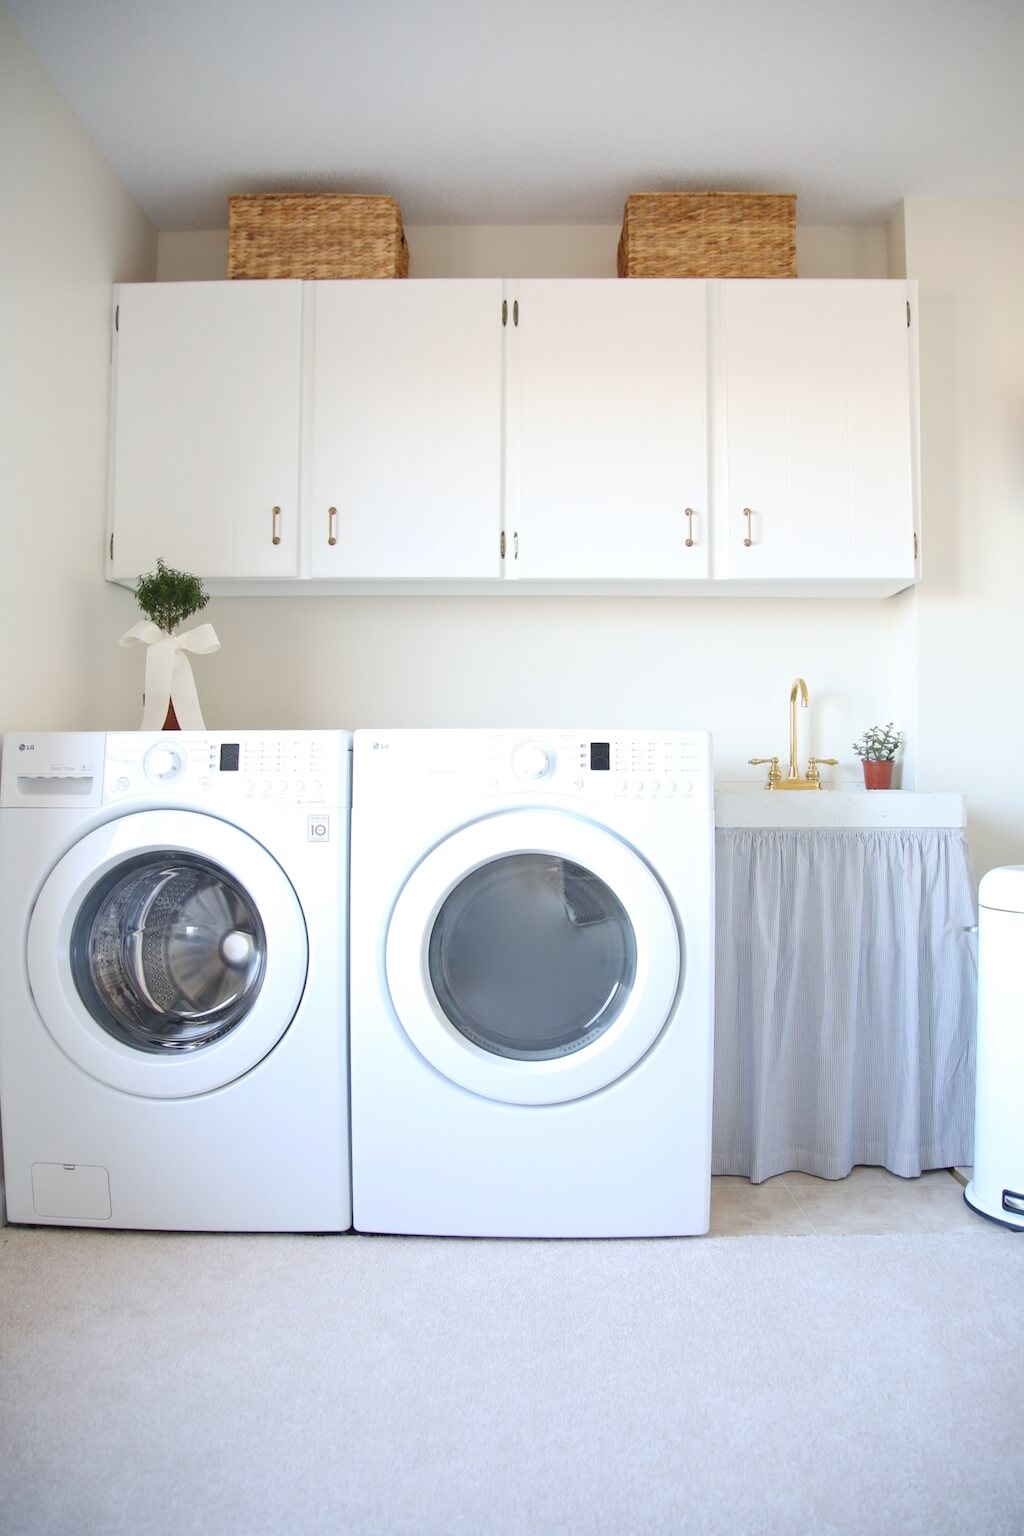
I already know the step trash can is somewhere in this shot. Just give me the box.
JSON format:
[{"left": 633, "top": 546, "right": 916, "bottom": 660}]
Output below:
[{"left": 965, "top": 866, "right": 1024, "bottom": 1230}]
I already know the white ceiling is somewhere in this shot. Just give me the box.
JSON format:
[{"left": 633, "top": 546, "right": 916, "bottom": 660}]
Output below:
[{"left": 7, "top": 0, "right": 1024, "bottom": 231}]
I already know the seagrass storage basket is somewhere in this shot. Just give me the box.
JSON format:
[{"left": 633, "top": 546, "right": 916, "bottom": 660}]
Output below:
[
  {"left": 617, "top": 192, "right": 796, "bottom": 278},
  {"left": 227, "top": 193, "right": 409, "bottom": 279}
]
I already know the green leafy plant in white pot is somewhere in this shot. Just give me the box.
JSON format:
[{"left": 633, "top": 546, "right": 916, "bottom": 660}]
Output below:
[{"left": 852, "top": 722, "right": 903, "bottom": 790}]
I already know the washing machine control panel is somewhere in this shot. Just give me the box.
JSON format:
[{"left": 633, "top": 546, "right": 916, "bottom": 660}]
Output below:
[
  {"left": 506, "top": 734, "right": 709, "bottom": 804},
  {"left": 101, "top": 731, "right": 350, "bottom": 808},
  {"left": 354, "top": 729, "right": 711, "bottom": 808}
]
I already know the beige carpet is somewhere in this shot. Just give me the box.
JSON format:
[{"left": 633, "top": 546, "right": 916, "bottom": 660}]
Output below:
[{"left": 1, "top": 1225, "right": 1022, "bottom": 1536}]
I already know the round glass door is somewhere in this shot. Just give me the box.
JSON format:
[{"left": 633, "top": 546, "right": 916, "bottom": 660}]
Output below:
[
  {"left": 70, "top": 852, "right": 267, "bottom": 1053},
  {"left": 28, "top": 810, "right": 308, "bottom": 1099},
  {"left": 386, "top": 810, "right": 681, "bottom": 1106},
  {"left": 428, "top": 853, "right": 636, "bottom": 1060}
]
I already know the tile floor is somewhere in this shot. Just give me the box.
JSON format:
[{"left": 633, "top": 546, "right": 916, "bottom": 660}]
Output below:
[{"left": 710, "top": 1166, "right": 999, "bottom": 1237}]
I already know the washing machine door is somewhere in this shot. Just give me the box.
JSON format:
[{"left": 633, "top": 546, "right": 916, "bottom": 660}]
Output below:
[
  {"left": 27, "top": 810, "right": 307, "bottom": 1098},
  {"left": 386, "top": 809, "right": 681, "bottom": 1105}
]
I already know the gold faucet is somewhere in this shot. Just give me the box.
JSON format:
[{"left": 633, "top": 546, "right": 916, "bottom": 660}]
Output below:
[{"left": 750, "top": 677, "right": 838, "bottom": 790}]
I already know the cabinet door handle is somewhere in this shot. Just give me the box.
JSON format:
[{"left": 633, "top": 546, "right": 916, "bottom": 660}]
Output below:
[
  {"left": 684, "top": 507, "right": 695, "bottom": 547},
  {"left": 743, "top": 507, "right": 754, "bottom": 547},
  {"left": 328, "top": 506, "right": 338, "bottom": 547},
  {"left": 272, "top": 505, "right": 282, "bottom": 546}
]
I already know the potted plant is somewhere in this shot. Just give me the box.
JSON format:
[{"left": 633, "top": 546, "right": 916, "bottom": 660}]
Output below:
[
  {"left": 135, "top": 557, "right": 208, "bottom": 640},
  {"left": 123, "top": 558, "right": 217, "bottom": 730},
  {"left": 852, "top": 723, "right": 903, "bottom": 790}
]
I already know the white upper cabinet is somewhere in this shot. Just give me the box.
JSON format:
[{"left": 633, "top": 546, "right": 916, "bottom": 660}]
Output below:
[
  {"left": 107, "top": 277, "right": 919, "bottom": 595},
  {"left": 109, "top": 281, "right": 302, "bottom": 580},
  {"left": 719, "top": 281, "right": 916, "bottom": 583},
  {"left": 309, "top": 280, "right": 502, "bottom": 578},
  {"left": 508, "top": 280, "right": 709, "bottom": 580}
]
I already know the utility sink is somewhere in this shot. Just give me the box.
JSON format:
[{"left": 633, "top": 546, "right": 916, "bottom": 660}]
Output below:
[{"left": 714, "top": 789, "right": 966, "bottom": 829}]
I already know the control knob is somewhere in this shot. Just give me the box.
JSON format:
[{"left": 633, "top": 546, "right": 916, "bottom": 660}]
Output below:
[
  {"left": 144, "top": 745, "right": 184, "bottom": 782},
  {"left": 512, "top": 741, "right": 554, "bottom": 780}
]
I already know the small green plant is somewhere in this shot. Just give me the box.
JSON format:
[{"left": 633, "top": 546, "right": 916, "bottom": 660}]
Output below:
[
  {"left": 852, "top": 723, "right": 903, "bottom": 763},
  {"left": 135, "top": 558, "right": 208, "bottom": 635}
]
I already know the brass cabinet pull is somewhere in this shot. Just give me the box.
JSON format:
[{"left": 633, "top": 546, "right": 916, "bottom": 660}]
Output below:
[
  {"left": 743, "top": 507, "right": 754, "bottom": 547},
  {"left": 684, "top": 507, "right": 695, "bottom": 547},
  {"left": 328, "top": 506, "right": 338, "bottom": 547},
  {"left": 272, "top": 505, "right": 281, "bottom": 546}
]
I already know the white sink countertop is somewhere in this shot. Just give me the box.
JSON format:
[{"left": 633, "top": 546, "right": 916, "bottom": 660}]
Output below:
[{"left": 714, "top": 789, "right": 966, "bottom": 829}]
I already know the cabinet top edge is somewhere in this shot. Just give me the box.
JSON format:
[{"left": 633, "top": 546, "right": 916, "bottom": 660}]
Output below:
[{"left": 113, "top": 276, "right": 918, "bottom": 292}]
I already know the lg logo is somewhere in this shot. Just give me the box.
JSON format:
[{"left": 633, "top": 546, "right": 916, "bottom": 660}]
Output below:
[
  {"left": 371, "top": 742, "right": 390, "bottom": 751},
  {"left": 17, "top": 743, "right": 35, "bottom": 752}
]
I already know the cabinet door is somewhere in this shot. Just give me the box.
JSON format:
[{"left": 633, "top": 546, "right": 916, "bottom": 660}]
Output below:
[
  {"left": 721, "top": 281, "right": 915, "bottom": 581},
  {"left": 109, "top": 282, "right": 302, "bottom": 579},
  {"left": 510, "top": 281, "right": 709, "bottom": 580},
  {"left": 310, "top": 281, "right": 502, "bottom": 578}
]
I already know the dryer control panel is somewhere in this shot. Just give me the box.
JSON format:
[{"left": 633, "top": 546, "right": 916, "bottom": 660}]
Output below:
[
  {"left": 354, "top": 729, "right": 712, "bottom": 808},
  {"left": 101, "top": 731, "right": 351, "bottom": 808}
]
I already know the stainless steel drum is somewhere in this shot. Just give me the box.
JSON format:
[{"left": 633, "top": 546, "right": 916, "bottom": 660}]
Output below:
[{"left": 70, "top": 852, "right": 267, "bottom": 1053}]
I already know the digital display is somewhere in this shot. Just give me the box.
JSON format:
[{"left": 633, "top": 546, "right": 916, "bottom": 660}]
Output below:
[
  {"left": 590, "top": 741, "right": 610, "bottom": 771},
  {"left": 219, "top": 743, "right": 240, "bottom": 772}
]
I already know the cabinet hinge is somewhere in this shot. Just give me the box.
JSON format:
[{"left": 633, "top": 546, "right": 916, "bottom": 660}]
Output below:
[
  {"left": 502, "top": 300, "right": 508, "bottom": 327},
  {"left": 906, "top": 300, "right": 911, "bottom": 328}
]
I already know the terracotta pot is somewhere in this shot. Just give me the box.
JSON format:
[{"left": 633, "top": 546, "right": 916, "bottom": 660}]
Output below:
[
  {"left": 142, "top": 696, "right": 181, "bottom": 730},
  {"left": 862, "top": 758, "right": 894, "bottom": 790}
]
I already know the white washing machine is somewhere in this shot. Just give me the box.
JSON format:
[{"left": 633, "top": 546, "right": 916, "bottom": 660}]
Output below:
[
  {"left": 350, "top": 728, "right": 714, "bottom": 1238},
  {"left": 0, "top": 730, "right": 351, "bottom": 1232}
]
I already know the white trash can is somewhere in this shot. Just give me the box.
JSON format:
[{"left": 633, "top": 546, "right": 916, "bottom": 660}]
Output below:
[{"left": 965, "top": 866, "right": 1024, "bottom": 1230}]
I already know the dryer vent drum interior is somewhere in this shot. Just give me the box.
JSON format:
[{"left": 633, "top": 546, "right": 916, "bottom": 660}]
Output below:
[
  {"left": 428, "top": 853, "right": 637, "bottom": 1059},
  {"left": 71, "top": 852, "right": 267, "bottom": 1052}
]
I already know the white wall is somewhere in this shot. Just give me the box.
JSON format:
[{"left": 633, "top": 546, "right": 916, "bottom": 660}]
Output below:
[
  {"left": 0, "top": 8, "right": 157, "bottom": 737},
  {"left": 156, "top": 222, "right": 890, "bottom": 282},
  {"left": 904, "top": 197, "right": 1024, "bottom": 875},
  {"left": 0, "top": 7, "right": 156, "bottom": 1220},
  {"left": 190, "top": 593, "right": 908, "bottom": 786},
  {"left": 149, "top": 219, "right": 909, "bottom": 786}
]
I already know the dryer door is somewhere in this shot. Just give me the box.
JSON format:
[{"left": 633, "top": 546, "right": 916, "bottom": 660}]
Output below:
[
  {"left": 28, "top": 810, "right": 307, "bottom": 1098},
  {"left": 385, "top": 809, "right": 681, "bottom": 1105}
]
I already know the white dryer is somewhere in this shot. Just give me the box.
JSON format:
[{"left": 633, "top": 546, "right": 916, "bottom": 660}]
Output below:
[
  {"left": 0, "top": 730, "right": 350, "bottom": 1232},
  {"left": 350, "top": 729, "right": 714, "bottom": 1237}
]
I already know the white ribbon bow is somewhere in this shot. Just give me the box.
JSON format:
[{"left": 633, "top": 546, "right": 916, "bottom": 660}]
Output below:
[{"left": 120, "top": 620, "right": 220, "bottom": 730}]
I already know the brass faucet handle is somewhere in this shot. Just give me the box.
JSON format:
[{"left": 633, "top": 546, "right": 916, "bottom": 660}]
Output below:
[
  {"left": 806, "top": 756, "right": 839, "bottom": 782},
  {"left": 749, "top": 756, "right": 782, "bottom": 787}
]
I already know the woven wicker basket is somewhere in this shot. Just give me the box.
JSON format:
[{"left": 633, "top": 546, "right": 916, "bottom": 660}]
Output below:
[
  {"left": 618, "top": 192, "right": 796, "bottom": 279},
  {"left": 228, "top": 194, "right": 409, "bottom": 279}
]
